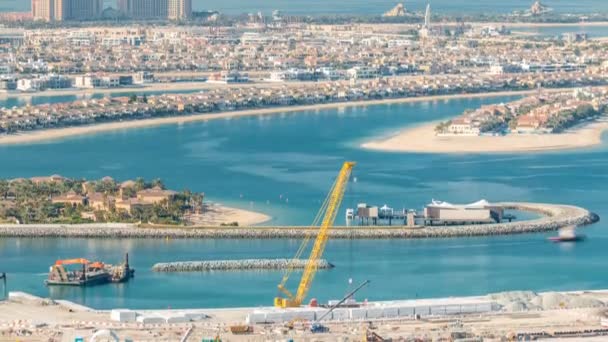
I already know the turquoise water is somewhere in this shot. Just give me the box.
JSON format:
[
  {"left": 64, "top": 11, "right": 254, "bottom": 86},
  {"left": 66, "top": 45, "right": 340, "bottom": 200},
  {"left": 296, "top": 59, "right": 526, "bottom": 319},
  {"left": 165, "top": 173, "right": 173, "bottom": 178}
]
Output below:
[
  {"left": 4, "top": 0, "right": 608, "bottom": 15},
  {"left": 0, "top": 94, "right": 607, "bottom": 309}
]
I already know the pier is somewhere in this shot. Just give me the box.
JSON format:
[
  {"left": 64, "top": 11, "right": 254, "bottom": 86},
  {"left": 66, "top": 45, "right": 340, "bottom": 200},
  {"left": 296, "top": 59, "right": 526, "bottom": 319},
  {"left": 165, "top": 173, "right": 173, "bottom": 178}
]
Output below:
[
  {"left": 152, "top": 259, "right": 334, "bottom": 272},
  {"left": 0, "top": 202, "right": 599, "bottom": 239}
]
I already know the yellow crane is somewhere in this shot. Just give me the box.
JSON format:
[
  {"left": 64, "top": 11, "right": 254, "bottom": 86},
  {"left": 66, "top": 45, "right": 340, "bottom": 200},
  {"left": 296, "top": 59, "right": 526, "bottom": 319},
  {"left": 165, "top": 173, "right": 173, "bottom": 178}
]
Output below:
[{"left": 274, "top": 161, "right": 356, "bottom": 308}]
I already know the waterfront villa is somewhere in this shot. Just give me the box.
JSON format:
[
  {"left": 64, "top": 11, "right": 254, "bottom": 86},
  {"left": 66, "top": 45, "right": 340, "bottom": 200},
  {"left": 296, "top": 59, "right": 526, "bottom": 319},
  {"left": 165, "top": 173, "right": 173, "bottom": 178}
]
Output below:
[
  {"left": 447, "top": 117, "right": 481, "bottom": 135},
  {"left": 88, "top": 192, "right": 114, "bottom": 211},
  {"left": 51, "top": 190, "right": 87, "bottom": 207},
  {"left": 114, "top": 198, "right": 153, "bottom": 214},
  {"left": 136, "top": 186, "right": 177, "bottom": 204}
]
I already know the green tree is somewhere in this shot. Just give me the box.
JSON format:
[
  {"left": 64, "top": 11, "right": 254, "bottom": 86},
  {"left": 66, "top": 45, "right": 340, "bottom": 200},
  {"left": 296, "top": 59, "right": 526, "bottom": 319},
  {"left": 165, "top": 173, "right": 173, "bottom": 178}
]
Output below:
[
  {"left": 151, "top": 178, "right": 165, "bottom": 189},
  {"left": 135, "top": 177, "right": 146, "bottom": 191},
  {"left": 0, "top": 180, "right": 8, "bottom": 199}
]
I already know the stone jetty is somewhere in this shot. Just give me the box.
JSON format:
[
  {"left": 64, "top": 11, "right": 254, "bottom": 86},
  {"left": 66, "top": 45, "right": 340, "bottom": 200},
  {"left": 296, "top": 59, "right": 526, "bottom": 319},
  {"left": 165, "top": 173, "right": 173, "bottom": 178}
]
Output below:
[
  {"left": 152, "top": 259, "right": 334, "bottom": 272},
  {"left": 0, "top": 202, "right": 599, "bottom": 239}
]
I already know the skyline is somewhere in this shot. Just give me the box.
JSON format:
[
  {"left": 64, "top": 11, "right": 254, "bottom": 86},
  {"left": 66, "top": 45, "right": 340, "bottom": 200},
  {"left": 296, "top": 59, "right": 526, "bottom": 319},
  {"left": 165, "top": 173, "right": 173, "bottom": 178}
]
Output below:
[{"left": 3, "top": 0, "right": 608, "bottom": 15}]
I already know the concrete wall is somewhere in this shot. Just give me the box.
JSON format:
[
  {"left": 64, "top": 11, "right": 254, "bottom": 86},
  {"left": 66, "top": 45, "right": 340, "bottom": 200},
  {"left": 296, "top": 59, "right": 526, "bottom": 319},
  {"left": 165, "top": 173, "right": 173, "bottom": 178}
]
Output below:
[{"left": 245, "top": 298, "right": 500, "bottom": 324}]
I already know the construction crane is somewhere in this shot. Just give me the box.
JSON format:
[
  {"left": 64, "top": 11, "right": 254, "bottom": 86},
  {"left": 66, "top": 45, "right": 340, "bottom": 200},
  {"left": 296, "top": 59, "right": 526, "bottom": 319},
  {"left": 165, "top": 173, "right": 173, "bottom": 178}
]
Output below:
[{"left": 275, "top": 161, "right": 356, "bottom": 308}]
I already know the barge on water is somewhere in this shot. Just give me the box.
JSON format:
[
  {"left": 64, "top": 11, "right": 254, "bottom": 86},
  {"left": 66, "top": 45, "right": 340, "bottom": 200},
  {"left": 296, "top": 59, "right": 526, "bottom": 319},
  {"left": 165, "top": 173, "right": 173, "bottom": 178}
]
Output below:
[{"left": 45, "top": 253, "right": 134, "bottom": 287}]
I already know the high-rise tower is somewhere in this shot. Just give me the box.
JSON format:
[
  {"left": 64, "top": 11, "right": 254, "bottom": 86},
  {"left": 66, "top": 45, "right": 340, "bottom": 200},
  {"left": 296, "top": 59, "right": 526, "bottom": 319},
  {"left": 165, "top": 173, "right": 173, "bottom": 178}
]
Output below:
[{"left": 424, "top": 2, "right": 431, "bottom": 28}]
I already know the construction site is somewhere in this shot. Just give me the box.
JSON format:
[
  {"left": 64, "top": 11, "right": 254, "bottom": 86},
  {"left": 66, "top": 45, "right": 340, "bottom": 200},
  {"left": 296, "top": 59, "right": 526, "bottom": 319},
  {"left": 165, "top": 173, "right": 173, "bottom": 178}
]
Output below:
[{"left": 1, "top": 162, "right": 607, "bottom": 341}]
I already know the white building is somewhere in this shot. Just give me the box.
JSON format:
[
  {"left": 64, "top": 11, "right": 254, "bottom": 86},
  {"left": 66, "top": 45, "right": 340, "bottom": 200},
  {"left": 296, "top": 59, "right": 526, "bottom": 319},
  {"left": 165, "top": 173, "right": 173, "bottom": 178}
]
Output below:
[
  {"left": 447, "top": 118, "right": 481, "bottom": 135},
  {"left": 17, "top": 78, "right": 45, "bottom": 92},
  {"left": 424, "top": 199, "right": 504, "bottom": 225},
  {"left": 347, "top": 66, "right": 379, "bottom": 80}
]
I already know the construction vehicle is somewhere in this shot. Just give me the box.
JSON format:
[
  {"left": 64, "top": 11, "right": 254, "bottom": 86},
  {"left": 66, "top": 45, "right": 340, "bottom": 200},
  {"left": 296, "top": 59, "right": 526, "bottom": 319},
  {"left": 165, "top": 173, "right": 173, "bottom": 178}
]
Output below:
[
  {"left": 364, "top": 330, "right": 388, "bottom": 342},
  {"left": 45, "top": 254, "right": 134, "bottom": 286},
  {"left": 310, "top": 322, "right": 329, "bottom": 333},
  {"left": 275, "top": 161, "right": 356, "bottom": 308}
]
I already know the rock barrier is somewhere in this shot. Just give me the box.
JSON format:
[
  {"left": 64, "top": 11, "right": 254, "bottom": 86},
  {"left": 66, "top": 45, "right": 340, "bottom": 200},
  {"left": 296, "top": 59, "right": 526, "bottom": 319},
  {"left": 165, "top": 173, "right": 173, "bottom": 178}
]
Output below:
[
  {"left": 152, "top": 259, "right": 334, "bottom": 272},
  {"left": 0, "top": 202, "right": 599, "bottom": 239}
]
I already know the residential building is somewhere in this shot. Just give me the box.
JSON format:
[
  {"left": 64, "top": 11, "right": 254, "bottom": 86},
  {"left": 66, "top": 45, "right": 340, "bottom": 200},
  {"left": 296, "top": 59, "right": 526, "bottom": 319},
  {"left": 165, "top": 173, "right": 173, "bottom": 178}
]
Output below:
[
  {"left": 66, "top": 0, "right": 104, "bottom": 21},
  {"left": 115, "top": 198, "right": 153, "bottom": 214},
  {"left": 136, "top": 186, "right": 177, "bottom": 204},
  {"left": 51, "top": 190, "right": 87, "bottom": 207},
  {"left": 32, "top": 0, "right": 53, "bottom": 21},
  {"left": 168, "top": 0, "right": 192, "bottom": 20},
  {"left": 119, "top": 0, "right": 169, "bottom": 19},
  {"left": 447, "top": 117, "right": 481, "bottom": 135},
  {"left": 88, "top": 193, "right": 114, "bottom": 211},
  {"left": 0, "top": 78, "right": 17, "bottom": 91},
  {"left": 32, "top": 0, "right": 103, "bottom": 21},
  {"left": 17, "top": 78, "right": 46, "bottom": 92}
]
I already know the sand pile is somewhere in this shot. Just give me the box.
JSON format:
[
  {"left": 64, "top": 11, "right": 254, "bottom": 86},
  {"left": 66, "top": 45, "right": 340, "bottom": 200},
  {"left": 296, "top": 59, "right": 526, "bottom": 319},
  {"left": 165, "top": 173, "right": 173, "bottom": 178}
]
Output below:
[{"left": 490, "top": 291, "right": 605, "bottom": 312}]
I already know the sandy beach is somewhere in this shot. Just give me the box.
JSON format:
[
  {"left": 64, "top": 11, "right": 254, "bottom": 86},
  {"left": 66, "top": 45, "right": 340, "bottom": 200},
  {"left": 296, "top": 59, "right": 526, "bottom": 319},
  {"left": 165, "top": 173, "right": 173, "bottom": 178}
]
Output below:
[
  {"left": 0, "top": 89, "right": 552, "bottom": 145},
  {"left": 186, "top": 203, "right": 271, "bottom": 226},
  {"left": 362, "top": 118, "right": 608, "bottom": 154}
]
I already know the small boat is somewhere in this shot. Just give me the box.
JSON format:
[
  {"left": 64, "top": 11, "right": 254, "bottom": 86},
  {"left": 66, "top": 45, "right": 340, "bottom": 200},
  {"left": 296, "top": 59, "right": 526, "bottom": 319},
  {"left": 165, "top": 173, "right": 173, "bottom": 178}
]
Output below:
[{"left": 548, "top": 226, "right": 585, "bottom": 243}]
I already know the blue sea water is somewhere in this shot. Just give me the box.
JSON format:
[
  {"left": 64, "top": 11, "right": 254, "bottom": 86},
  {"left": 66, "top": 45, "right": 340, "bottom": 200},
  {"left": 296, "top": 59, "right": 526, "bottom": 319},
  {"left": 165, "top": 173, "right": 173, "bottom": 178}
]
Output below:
[
  {"left": 0, "top": 93, "right": 608, "bottom": 309},
  {"left": 3, "top": 0, "right": 608, "bottom": 15}
]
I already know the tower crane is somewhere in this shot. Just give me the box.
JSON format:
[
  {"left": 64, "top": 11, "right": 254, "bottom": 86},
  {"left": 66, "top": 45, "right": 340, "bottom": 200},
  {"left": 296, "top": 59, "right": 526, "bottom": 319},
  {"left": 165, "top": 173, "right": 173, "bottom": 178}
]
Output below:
[{"left": 274, "top": 161, "right": 356, "bottom": 308}]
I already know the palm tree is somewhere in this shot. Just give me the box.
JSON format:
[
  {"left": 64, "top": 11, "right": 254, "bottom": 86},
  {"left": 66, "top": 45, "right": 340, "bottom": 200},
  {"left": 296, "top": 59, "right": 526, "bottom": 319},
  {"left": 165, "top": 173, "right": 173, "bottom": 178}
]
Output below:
[
  {"left": 151, "top": 178, "right": 165, "bottom": 189},
  {"left": 0, "top": 180, "right": 8, "bottom": 200},
  {"left": 135, "top": 177, "right": 146, "bottom": 191}
]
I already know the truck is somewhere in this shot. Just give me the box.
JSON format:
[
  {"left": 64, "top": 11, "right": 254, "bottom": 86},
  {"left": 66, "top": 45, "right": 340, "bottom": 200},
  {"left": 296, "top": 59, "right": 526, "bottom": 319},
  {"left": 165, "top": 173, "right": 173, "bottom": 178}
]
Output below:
[{"left": 310, "top": 323, "right": 329, "bottom": 333}]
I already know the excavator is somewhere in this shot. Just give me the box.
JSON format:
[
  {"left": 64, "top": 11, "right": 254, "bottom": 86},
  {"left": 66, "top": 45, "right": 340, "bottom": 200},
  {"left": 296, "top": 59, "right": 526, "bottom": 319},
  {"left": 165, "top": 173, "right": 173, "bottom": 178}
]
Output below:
[{"left": 274, "top": 161, "right": 356, "bottom": 308}]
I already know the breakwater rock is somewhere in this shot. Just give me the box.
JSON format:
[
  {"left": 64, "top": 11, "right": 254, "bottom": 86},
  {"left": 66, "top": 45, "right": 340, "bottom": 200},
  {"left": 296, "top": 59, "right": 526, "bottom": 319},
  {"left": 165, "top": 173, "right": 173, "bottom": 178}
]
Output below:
[
  {"left": 0, "top": 202, "right": 599, "bottom": 239},
  {"left": 152, "top": 259, "right": 334, "bottom": 272}
]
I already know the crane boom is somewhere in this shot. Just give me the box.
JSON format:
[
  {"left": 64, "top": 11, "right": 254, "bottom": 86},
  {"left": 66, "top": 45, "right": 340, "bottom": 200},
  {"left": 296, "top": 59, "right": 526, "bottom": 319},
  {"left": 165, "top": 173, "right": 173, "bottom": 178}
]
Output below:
[{"left": 275, "top": 161, "right": 355, "bottom": 308}]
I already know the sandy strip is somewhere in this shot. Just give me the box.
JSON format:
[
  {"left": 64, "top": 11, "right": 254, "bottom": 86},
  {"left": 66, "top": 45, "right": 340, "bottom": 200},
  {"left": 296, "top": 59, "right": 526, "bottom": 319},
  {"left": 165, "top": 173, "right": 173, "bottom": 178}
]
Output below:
[
  {"left": 0, "top": 89, "right": 559, "bottom": 145},
  {"left": 362, "top": 119, "right": 608, "bottom": 154},
  {"left": 185, "top": 203, "right": 271, "bottom": 226}
]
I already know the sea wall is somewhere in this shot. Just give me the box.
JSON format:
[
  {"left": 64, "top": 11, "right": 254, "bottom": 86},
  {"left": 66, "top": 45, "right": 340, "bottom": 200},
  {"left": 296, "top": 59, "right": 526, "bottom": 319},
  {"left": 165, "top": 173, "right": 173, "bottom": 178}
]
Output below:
[
  {"left": 0, "top": 203, "right": 598, "bottom": 239},
  {"left": 151, "top": 259, "right": 334, "bottom": 272}
]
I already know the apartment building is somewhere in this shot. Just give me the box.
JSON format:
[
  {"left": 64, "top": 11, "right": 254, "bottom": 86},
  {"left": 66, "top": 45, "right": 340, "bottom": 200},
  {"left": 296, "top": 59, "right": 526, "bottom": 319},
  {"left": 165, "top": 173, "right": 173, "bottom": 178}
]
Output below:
[
  {"left": 118, "top": 0, "right": 191, "bottom": 20},
  {"left": 32, "top": 0, "right": 103, "bottom": 21},
  {"left": 168, "top": 0, "right": 192, "bottom": 20}
]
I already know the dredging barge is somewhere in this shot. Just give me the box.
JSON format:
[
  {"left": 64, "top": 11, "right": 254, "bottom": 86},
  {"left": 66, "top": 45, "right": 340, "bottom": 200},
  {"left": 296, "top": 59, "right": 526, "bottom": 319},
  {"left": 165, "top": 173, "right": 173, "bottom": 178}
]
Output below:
[{"left": 45, "top": 253, "right": 134, "bottom": 287}]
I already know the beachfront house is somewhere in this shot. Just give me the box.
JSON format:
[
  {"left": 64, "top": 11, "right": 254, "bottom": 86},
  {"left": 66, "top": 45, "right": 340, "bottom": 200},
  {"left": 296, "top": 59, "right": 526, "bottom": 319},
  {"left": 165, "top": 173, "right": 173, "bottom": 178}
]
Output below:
[
  {"left": 447, "top": 117, "right": 480, "bottom": 135},
  {"left": 136, "top": 186, "right": 177, "bottom": 204},
  {"left": 115, "top": 198, "right": 153, "bottom": 214},
  {"left": 51, "top": 190, "right": 87, "bottom": 208},
  {"left": 88, "top": 193, "right": 115, "bottom": 211},
  {"left": 515, "top": 114, "right": 544, "bottom": 133}
]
